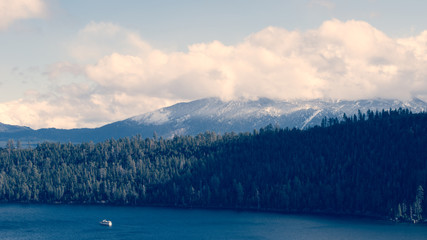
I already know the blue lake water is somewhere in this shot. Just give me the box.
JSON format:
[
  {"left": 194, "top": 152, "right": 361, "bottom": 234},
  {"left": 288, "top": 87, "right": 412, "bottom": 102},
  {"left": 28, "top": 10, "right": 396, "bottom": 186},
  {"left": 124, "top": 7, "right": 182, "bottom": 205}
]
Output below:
[{"left": 1, "top": 204, "right": 427, "bottom": 240}]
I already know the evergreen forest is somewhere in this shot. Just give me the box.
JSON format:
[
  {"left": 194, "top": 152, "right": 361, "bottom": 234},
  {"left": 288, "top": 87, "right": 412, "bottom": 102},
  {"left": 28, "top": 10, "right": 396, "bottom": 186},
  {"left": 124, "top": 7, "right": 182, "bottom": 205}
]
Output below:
[{"left": 0, "top": 109, "right": 426, "bottom": 221}]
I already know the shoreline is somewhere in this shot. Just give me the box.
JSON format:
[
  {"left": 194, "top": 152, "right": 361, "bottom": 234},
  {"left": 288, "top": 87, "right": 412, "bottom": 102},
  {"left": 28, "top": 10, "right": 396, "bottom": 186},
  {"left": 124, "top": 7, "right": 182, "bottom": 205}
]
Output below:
[{"left": 0, "top": 200, "right": 398, "bottom": 223}]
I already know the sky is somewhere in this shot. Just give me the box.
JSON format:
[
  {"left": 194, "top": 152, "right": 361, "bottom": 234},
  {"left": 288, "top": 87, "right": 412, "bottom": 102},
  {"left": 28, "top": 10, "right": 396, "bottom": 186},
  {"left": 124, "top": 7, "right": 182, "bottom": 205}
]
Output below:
[{"left": 1, "top": 0, "right": 427, "bottom": 129}]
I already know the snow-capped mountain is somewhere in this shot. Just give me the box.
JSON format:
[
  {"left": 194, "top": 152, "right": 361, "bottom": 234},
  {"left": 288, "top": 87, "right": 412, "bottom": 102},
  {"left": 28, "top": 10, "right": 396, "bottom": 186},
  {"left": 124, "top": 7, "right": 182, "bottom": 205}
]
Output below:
[
  {"left": 0, "top": 97, "right": 426, "bottom": 146},
  {"left": 121, "top": 97, "right": 427, "bottom": 138}
]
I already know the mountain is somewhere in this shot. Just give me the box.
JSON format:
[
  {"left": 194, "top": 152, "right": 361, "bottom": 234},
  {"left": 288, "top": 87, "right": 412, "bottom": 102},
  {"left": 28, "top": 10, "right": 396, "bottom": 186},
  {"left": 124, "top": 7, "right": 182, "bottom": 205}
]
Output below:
[
  {"left": 0, "top": 122, "right": 31, "bottom": 133},
  {"left": 1, "top": 98, "right": 426, "bottom": 146},
  {"left": 113, "top": 97, "right": 427, "bottom": 138},
  {"left": 1, "top": 109, "right": 427, "bottom": 219}
]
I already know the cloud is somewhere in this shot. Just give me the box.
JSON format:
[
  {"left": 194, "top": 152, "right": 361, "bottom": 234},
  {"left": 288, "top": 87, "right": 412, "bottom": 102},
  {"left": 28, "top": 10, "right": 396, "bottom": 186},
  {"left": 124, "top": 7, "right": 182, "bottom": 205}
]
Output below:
[
  {"left": 44, "top": 62, "right": 84, "bottom": 80},
  {"left": 2, "top": 19, "right": 427, "bottom": 129},
  {"left": 68, "top": 21, "right": 151, "bottom": 62},
  {"left": 0, "top": 0, "right": 46, "bottom": 30},
  {"left": 0, "top": 83, "right": 177, "bottom": 129},
  {"left": 86, "top": 19, "right": 427, "bottom": 101}
]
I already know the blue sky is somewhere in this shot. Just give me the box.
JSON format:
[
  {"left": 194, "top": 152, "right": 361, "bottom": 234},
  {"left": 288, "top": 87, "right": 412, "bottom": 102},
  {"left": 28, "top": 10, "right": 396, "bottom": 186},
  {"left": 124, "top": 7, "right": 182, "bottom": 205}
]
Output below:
[{"left": 1, "top": 0, "right": 427, "bottom": 129}]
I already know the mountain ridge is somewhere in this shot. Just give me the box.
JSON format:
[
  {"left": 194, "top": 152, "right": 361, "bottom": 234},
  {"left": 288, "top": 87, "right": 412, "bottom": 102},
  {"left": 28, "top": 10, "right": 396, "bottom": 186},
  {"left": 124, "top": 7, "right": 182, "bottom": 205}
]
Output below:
[{"left": 1, "top": 97, "right": 426, "bottom": 146}]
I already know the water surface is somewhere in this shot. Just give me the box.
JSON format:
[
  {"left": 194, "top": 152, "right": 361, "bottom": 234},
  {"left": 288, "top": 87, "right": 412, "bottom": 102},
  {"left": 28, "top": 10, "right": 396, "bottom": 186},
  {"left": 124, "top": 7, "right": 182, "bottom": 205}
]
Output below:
[{"left": 1, "top": 204, "right": 426, "bottom": 240}]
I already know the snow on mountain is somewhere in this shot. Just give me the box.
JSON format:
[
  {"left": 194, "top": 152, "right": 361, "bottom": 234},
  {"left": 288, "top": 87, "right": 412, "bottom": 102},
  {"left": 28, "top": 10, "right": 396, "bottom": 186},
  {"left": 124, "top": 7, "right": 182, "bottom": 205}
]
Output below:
[
  {"left": 1, "top": 97, "right": 426, "bottom": 146},
  {"left": 131, "top": 109, "right": 171, "bottom": 125},
  {"left": 124, "top": 97, "right": 427, "bottom": 138}
]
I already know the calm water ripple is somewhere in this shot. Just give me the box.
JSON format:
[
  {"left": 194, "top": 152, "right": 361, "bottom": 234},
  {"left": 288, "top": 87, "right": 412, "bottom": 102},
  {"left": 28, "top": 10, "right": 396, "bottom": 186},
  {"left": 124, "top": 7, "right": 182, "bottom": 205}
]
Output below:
[{"left": 1, "top": 204, "right": 427, "bottom": 240}]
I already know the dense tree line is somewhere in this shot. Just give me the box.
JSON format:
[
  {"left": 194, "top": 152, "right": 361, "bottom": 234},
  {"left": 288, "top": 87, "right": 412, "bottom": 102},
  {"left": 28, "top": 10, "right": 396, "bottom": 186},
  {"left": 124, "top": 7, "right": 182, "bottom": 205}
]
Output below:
[{"left": 0, "top": 108, "right": 426, "bottom": 221}]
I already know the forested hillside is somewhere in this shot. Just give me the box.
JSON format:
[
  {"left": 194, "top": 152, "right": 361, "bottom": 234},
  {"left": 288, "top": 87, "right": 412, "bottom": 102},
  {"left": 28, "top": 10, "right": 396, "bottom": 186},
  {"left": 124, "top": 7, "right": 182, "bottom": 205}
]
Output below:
[{"left": 0, "top": 109, "right": 426, "bottom": 221}]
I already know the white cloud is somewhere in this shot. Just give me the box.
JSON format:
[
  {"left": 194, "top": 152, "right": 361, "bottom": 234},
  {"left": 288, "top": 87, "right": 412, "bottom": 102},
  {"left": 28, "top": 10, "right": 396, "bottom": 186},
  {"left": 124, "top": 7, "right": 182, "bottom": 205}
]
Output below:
[
  {"left": 0, "top": 83, "right": 177, "bottom": 129},
  {"left": 0, "top": 0, "right": 46, "bottom": 30},
  {"left": 2, "top": 19, "right": 427, "bottom": 129},
  {"left": 85, "top": 19, "right": 427, "bottom": 101},
  {"left": 68, "top": 21, "right": 151, "bottom": 62}
]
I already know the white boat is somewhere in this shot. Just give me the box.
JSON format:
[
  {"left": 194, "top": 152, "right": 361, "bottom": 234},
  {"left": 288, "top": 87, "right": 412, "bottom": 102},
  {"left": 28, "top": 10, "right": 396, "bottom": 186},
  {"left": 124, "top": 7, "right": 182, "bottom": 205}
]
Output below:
[{"left": 100, "top": 219, "right": 112, "bottom": 226}]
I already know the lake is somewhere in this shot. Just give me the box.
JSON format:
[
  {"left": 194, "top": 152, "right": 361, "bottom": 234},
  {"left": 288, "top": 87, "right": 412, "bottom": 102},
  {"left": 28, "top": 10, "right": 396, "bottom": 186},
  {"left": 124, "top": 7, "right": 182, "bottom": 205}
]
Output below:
[{"left": 1, "top": 204, "right": 427, "bottom": 240}]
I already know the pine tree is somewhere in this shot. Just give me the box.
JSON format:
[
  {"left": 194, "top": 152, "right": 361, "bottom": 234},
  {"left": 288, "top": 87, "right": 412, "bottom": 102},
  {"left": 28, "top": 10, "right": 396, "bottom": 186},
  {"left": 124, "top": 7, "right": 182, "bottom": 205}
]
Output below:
[{"left": 414, "top": 185, "right": 424, "bottom": 221}]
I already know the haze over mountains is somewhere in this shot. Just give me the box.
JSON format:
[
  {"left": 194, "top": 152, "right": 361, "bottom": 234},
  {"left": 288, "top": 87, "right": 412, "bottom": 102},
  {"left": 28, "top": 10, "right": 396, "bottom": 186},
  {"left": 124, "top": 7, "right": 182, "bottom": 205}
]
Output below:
[{"left": 0, "top": 97, "right": 426, "bottom": 147}]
